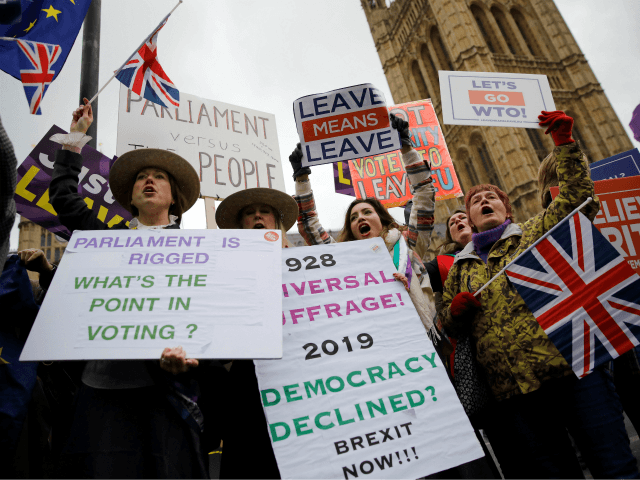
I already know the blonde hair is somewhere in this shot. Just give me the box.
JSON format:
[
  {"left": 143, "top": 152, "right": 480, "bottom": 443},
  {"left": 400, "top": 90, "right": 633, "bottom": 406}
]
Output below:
[{"left": 538, "top": 150, "right": 590, "bottom": 209}]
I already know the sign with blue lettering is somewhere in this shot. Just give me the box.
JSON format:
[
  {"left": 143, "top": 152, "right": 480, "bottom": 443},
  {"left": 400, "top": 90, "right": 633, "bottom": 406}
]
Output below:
[
  {"left": 438, "top": 71, "right": 555, "bottom": 128},
  {"left": 589, "top": 149, "right": 640, "bottom": 181},
  {"left": 294, "top": 84, "right": 402, "bottom": 167}
]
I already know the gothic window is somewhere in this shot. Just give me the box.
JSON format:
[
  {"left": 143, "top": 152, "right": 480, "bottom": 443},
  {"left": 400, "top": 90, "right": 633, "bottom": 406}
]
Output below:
[
  {"left": 510, "top": 8, "right": 544, "bottom": 57},
  {"left": 490, "top": 6, "right": 523, "bottom": 56},
  {"left": 41, "top": 233, "right": 45, "bottom": 247},
  {"left": 420, "top": 44, "right": 440, "bottom": 99},
  {"left": 471, "top": 134, "right": 502, "bottom": 188},
  {"left": 526, "top": 129, "right": 547, "bottom": 161},
  {"left": 411, "top": 60, "right": 430, "bottom": 100},
  {"left": 430, "top": 27, "right": 454, "bottom": 71},
  {"left": 46, "top": 249, "right": 51, "bottom": 261},
  {"left": 47, "top": 233, "right": 51, "bottom": 247},
  {"left": 456, "top": 148, "right": 480, "bottom": 192},
  {"left": 470, "top": 4, "right": 500, "bottom": 54},
  {"left": 55, "top": 248, "right": 60, "bottom": 262}
]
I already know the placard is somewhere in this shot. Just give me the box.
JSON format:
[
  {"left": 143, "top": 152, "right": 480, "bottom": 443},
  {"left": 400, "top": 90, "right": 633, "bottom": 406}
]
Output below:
[
  {"left": 117, "top": 85, "right": 286, "bottom": 200},
  {"left": 333, "top": 161, "right": 355, "bottom": 197},
  {"left": 255, "top": 239, "right": 483, "bottom": 479},
  {"left": 439, "top": 71, "right": 555, "bottom": 128},
  {"left": 551, "top": 176, "right": 640, "bottom": 272},
  {"left": 14, "top": 125, "right": 133, "bottom": 240},
  {"left": 589, "top": 148, "right": 640, "bottom": 181},
  {"left": 294, "top": 83, "right": 402, "bottom": 167},
  {"left": 20, "top": 229, "right": 282, "bottom": 361}
]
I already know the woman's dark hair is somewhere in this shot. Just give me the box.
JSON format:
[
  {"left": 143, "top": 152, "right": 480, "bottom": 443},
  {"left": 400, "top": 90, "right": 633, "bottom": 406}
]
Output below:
[
  {"left": 440, "top": 206, "right": 468, "bottom": 255},
  {"left": 130, "top": 172, "right": 186, "bottom": 224},
  {"left": 337, "top": 198, "right": 404, "bottom": 242}
]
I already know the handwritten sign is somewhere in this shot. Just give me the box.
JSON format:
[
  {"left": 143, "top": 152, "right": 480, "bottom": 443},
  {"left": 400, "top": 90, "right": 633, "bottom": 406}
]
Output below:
[
  {"left": 439, "top": 71, "right": 555, "bottom": 128},
  {"left": 255, "top": 239, "right": 483, "bottom": 478},
  {"left": 117, "top": 85, "right": 285, "bottom": 200},
  {"left": 20, "top": 229, "right": 282, "bottom": 361},
  {"left": 14, "top": 125, "right": 132, "bottom": 240},
  {"left": 294, "top": 84, "right": 402, "bottom": 167},
  {"left": 589, "top": 148, "right": 640, "bottom": 181}
]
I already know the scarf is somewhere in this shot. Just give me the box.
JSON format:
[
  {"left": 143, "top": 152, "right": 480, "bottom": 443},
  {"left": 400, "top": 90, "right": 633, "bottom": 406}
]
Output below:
[{"left": 472, "top": 219, "right": 511, "bottom": 263}]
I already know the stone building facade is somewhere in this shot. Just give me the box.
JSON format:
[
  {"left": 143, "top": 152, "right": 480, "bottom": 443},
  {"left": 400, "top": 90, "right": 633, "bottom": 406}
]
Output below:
[
  {"left": 361, "top": 0, "right": 633, "bottom": 250},
  {"left": 17, "top": 216, "right": 67, "bottom": 280}
]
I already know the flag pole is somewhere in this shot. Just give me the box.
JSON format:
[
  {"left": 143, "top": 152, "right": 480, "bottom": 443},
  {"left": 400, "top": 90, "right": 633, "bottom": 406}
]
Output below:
[
  {"left": 473, "top": 197, "right": 593, "bottom": 297},
  {"left": 86, "top": 0, "right": 183, "bottom": 106}
]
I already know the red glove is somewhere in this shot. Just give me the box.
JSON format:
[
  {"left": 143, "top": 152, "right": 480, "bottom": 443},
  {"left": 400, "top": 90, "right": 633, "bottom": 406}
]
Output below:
[
  {"left": 450, "top": 292, "right": 482, "bottom": 319},
  {"left": 538, "top": 110, "right": 575, "bottom": 146}
]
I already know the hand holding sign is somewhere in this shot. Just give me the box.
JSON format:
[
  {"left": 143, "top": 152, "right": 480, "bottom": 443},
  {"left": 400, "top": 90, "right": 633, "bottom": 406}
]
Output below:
[{"left": 289, "top": 142, "right": 311, "bottom": 180}]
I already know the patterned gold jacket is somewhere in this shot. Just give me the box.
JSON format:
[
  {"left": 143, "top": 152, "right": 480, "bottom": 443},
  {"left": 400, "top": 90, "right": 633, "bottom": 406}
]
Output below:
[{"left": 439, "top": 143, "right": 600, "bottom": 401}]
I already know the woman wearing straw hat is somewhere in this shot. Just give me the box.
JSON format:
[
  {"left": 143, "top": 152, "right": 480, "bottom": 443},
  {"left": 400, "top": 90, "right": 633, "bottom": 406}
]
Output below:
[
  {"left": 48, "top": 100, "right": 223, "bottom": 479},
  {"left": 214, "top": 187, "right": 298, "bottom": 479}
]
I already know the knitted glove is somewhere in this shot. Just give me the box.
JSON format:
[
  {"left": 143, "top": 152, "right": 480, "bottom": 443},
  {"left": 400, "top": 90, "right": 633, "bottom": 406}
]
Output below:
[
  {"left": 538, "top": 111, "right": 575, "bottom": 146},
  {"left": 389, "top": 113, "right": 413, "bottom": 147},
  {"left": 450, "top": 291, "right": 481, "bottom": 319},
  {"left": 289, "top": 143, "right": 311, "bottom": 180}
]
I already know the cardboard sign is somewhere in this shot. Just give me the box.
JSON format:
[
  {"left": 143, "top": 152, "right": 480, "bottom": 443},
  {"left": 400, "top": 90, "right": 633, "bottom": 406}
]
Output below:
[
  {"left": 14, "top": 125, "right": 133, "bottom": 240},
  {"left": 333, "top": 161, "right": 355, "bottom": 197},
  {"left": 349, "top": 100, "right": 462, "bottom": 207},
  {"left": 294, "top": 84, "right": 402, "bottom": 167},
  {"left": 589, "top": 148, "right": 640, "bottom": 181},
  {"left": 20, "top": 229, "right": 282, "bottom": 361},
  {"left": 551, "top": 177, "right": 640, "bottom": 272},
  {"left": 255, "top": 239, "right": 483, "bottom": 479},
  {"left": 117, "top": 85, "right": 286, "bottom": 200},
  {"left": 439, "top": 71, "right": 555, "bottom": 128}
]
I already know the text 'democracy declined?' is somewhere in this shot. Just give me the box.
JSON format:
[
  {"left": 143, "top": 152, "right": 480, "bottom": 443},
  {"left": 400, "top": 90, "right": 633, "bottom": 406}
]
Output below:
[
  {"left": 255, "top": 239, "right": 483, "bottom": 479},
  {"left": 20, "top": 229, "right": 283, "bottom": 361}
]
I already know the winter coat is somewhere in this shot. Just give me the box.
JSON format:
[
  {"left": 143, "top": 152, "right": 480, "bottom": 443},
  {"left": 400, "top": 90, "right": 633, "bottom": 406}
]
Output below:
[
  {"left": 439, "top": 143, "right": 600, "bottom": 401},
  {"left": 293, "top": 149, "right": 438, "bottom": 335}
]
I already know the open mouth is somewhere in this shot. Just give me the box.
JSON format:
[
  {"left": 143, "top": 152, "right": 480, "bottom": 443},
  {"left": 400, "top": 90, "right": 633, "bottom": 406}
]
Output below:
[
  {"left": 143, "top": 186, "right": 155, "bottom": 194},
  {"left": 359, "top": 223, "right": 371, "bottom": 235},
  {"left": 481, "top": 206, "right": 494, "bottom": 215},
  {"left": 457, "top": 224, "right": 466, "bottom": 231},
  {"left": 253, "top": 223, "right": 265, "bottom": 229}
]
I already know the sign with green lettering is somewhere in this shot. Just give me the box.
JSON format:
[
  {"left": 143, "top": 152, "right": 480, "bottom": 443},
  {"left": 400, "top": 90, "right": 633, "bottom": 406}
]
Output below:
[
  {"left": 20, "top": 229, "right": 282, "bottom": 360},
  {"left": 255, "top": 239, "right": 483, "bottom": 478}
]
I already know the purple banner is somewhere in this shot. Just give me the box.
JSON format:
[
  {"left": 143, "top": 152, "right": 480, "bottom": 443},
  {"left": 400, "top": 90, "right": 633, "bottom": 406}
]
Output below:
[
  {"left": 333, "top": 160, "right": 355, "bottom": 197},
  {"left": 14, "top": 125, "right": 133, "bottom": 240}
]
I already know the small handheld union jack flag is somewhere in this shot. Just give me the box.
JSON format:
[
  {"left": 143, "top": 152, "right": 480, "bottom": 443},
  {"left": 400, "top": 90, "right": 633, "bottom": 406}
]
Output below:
[
  {"left": 505, "top": 210, "right": 640, "bottom": 378},
  {"left": 17, "top": 39, "right": 61, "bottom": 115},
  {"left": 115, "top": 15, "right": 179, "bottom": 108}
]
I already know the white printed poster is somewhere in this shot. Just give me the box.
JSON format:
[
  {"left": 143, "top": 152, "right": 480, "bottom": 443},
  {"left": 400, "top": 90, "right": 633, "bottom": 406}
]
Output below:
[
  {"left": 20, "top": 229, "right": 282, "bottom": 361},
  {"left": 439, "top": 71, "right": 555, "bottom": 128},
  {"left": 116, "top": 85, "right": 286, "bottom": 199},
  {"left": 255, "top": 239, "right": 483, "bottom": 479},
  {"left": 294, "top": 84, "right": 402, "bottom": 167}
]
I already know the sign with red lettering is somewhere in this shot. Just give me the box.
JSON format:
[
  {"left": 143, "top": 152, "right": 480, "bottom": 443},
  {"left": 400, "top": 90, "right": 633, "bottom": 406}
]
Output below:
[
  {"left": 551, "top": 177, "right": 640, "bottom": 272},
  {"left": 294, "top": 83, "right": 402, "bottom": 167},
  {"left": 348, "top": 100, "right": 462, "bottom": 208},
  {"left": 14, "top": 125, "right": 133, "bottom": 240},
  {"left": 439, "top": 71, "right": 555, "bottom": 128},
  {"left": 116, "top": 85, "right": 286, "bottom": 200}
]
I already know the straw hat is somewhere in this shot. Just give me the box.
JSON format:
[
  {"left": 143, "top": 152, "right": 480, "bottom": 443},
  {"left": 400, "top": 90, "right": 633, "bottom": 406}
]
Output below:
[
  {"left": 216, "top": 188, "right": 299, "bottom": 230},
  {"left": 109, "top": 149, "right": 200, "bottom": 213}
]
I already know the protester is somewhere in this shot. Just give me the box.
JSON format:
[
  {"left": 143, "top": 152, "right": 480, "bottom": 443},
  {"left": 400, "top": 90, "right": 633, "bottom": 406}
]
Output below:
[
  {"left": 49, "top": 100, "right": 222, "bottom": 478},
  {"left": 0, "top": 115, "right": 17, "bottom": 269},
  {"left": 439, "top": 110, "right": 639, "bottom": 479},
  {"left": 215, "top": 187, "right": 299, "bottom": 479},
  {"left": 18, "top": 248, "right": 57, "bottom": 304},
  {"left": 290, "top": 114, "right": 438, "bottom": 339}
]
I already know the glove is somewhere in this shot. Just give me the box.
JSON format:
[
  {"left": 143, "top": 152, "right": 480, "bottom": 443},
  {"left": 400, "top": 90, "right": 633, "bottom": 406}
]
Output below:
[
  {"left": 289, "top": 143, "right": 312, "bottom": 180},
  {"left": 389, "top": 113, "right": 413, "bottom": 147},
  {"left": 538, "top": 111, "right": 575, "bottom": 146},
  {"left": 450, "top": 291, "right": 481, "bottom": 319}
]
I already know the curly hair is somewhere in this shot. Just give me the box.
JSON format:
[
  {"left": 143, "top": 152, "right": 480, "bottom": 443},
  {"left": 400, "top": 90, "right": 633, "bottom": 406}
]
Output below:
[{"left": 464, "top": 184, "right": 512, "bottom": 231}]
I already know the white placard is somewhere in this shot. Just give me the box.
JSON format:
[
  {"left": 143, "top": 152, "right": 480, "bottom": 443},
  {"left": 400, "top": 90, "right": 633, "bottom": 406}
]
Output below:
[
  {"left": 255, "top": 239, "right": 483, "bottom": 479},
  {"left": 294, "top": 83, "right": 402, "bottom": 167},
  {"left": 20, "top": 229, "right": 282, "bottom": 361},
  {"left": 117, "top": 85, "right": 286, "bottom": 200},
  {"left": 439, "top": 71, "right": 555, "bottom": 128}
]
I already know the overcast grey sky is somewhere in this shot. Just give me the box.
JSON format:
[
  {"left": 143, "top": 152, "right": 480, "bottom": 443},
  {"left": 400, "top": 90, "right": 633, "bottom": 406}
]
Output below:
[{"left": 3, "top": 0, "right": 639, "bottom": 249}]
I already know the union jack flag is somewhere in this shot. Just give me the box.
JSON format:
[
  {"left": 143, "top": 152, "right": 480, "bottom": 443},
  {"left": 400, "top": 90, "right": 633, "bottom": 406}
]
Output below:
[
  {"left": 115, "top": 16, "right": 179, "bottom": 108},
  {"left": 17, "top": 39, "right": 61, "bottom": 115},
  {"left": 505, "top": 211, "right": 640, "bottom": 378}
]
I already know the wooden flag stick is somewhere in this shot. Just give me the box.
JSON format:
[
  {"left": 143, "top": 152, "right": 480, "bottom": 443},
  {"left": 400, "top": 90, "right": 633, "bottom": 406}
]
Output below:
[
  {"left": 473, "top": 197, "right": 593, "bottom": 297},
  {"left": 86, "top": 0, "right": 183, "bottom": 106}
]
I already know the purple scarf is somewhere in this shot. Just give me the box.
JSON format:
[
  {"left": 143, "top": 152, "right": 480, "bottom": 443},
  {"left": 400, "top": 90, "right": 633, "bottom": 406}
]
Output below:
[{"left": 472, "top": 219, "right": 511, "bottom": 263}]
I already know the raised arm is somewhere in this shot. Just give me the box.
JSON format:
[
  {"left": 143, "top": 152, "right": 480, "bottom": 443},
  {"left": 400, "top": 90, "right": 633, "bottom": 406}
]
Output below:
[{"left": 289, "top": 143, "right": 336, "bottom": 246}]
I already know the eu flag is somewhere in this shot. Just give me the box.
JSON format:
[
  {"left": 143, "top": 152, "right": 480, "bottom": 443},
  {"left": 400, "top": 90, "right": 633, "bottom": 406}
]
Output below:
[{"left": 0, "top": 0, "right": 92, "bottom": 81}]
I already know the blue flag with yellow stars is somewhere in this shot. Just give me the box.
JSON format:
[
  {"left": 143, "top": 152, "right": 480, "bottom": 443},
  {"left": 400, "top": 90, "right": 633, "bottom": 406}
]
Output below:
[{"left": 0, "top": 0, "right": 92, "bottom": 81}]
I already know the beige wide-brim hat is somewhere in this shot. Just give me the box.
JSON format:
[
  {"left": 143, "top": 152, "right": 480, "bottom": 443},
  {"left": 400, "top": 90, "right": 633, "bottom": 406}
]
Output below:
[
  {"left": 109, "top": 149, "right": 200, "bottom": 214},
  {"left": 216, "top": 188, "right": 299, "bottom": 230}
]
